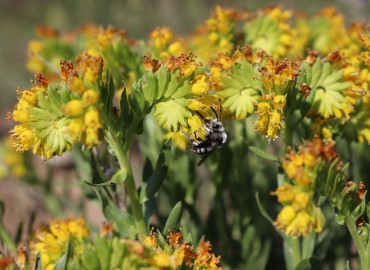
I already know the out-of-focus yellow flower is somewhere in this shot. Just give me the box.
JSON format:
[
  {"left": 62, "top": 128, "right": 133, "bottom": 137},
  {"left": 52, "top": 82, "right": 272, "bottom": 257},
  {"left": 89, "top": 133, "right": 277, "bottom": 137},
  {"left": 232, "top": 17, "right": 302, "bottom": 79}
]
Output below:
[
  {"left": 3, "top": 138, "right": 27, "bottom": 177},
  {"left": 164, "top": 132, "right": 188, "bottom": 150},
  {"left": 244, "top": 7, "right": 294, "bottom": 59},
  {"left": 63, "top": 100, "right": 84, "bottom": 116},
  {"left": 76, "top": 52, "right": 104, "bottom": 82},
  {"left": 82, "top": 89, "right": 99, "bottom": 106},
  {"left": 189, "top": 5, "right": 237, "bottom": 63},
  {"left": 29, "top": 217, "right": 89, "bottom": 270},
  {"left": 164, "top": 53, "right": 199, "bottom": 78},
  {"left": 69, "top": 76, "right": 85, "bottom": 94},
  {"left": 310, "top": 7, "right": 351, "bottom": 55},
  {"left": 17, "top": 245, "right": 27, "bottom": 269}
]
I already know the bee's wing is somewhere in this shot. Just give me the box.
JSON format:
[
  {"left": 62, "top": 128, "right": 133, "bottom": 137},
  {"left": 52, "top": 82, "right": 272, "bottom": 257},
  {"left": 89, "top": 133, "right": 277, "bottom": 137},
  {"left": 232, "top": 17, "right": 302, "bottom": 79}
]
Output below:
[{"left": 197, "top": 141, "right": 221, "bottom": 166}]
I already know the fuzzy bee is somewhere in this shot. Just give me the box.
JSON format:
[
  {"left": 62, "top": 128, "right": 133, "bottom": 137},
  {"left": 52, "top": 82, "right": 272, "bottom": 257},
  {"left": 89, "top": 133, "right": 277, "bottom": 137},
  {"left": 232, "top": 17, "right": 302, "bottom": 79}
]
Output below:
[{"left": 184, "top": 107, "right": 227, "bottom": 166}]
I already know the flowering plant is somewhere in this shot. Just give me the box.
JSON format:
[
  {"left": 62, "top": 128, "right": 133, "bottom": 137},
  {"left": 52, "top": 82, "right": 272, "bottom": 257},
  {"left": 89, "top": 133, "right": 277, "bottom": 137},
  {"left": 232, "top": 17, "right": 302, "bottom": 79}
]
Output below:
[{"left": 0, "top": 5, "right": 369, "bottom": 270}]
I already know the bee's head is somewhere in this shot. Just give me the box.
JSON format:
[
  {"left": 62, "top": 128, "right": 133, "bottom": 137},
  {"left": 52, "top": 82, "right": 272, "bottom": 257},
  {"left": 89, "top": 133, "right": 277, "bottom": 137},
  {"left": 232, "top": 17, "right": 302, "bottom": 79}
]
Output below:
[{"left": 209, "top": 119, "right": 224, "bottom": 132}]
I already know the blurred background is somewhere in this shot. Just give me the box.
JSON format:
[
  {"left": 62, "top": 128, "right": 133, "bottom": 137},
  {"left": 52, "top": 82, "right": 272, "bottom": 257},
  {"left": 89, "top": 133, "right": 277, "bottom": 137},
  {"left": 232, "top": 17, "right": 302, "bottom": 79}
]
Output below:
[
  {"left": 0, "top": 0, "right": 368, "bottom": 268},
  {"left": 0, "top": 0, "right": 369, "bottom": 122}
]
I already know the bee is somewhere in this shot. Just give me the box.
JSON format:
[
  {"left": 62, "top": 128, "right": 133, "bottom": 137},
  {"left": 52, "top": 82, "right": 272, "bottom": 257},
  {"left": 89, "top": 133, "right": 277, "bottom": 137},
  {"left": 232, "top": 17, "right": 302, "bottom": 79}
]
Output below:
[{"left": 184, "top": 107, "right": 227, "bottom": 166}]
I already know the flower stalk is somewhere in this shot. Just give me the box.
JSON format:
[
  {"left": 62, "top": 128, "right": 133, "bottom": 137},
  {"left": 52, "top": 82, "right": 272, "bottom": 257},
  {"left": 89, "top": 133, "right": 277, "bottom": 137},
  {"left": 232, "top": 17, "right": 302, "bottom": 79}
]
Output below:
[
  {"left": 105, "top": 122, "right": 147, "bottom": 236},
  {"left": 346, "top": 216, "right": 368, "bottom": 270}
]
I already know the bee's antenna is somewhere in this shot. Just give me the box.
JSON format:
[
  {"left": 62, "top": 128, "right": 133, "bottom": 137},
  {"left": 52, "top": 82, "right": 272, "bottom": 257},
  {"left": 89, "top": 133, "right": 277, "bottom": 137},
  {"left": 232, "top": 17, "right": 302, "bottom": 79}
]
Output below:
[
  {"left": 195, "top": 111, "right": 206, "bottom": 120},
  {"left": 210, "top": 106, "right": 219, "bottom": 121}
]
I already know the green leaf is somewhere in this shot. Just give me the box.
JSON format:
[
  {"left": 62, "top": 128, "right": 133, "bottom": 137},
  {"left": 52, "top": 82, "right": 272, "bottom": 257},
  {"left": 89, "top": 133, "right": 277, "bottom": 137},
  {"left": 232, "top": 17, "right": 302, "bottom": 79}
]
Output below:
[
  {"left": 143, "top": 72, "right": 158, "bottom": 106},
  {"left": 163, "top": 201, "right": 182, "bottom": 234},
  {"left": 154, "top": 98, "right": 192, "bottom": 131},
  {"left": 111, "top": 169, "right": 127, "bottom": 185},
  {"left": 141, "top": 143, "right": 170, "bottom": 202},
  {"left": 81, "top": 246, "right": 100, "bottom": 270},
  {"left": 34, "top": 252, "right": 43, "bottom": 270},
  {"left": 142, "top": 158, "right": 154, "bottom": 183},
  {"left": 156, "top": 229, "right": 170, "bottom": 251},
  {"left": 109, "top": 237, "right": 125, "bottom": 268},
  {"left": 157, "top": 66, "right": 169, "bottom": 98},
  {"left": 94, "top": 236, "right": 111, "bottom": 269},
  {"left": 170, "top": 81, "right": 191, "bottom": 99},
  {"left": 103, "top": 205, "right": 137, "bottom": 238},
  {"left": 249, "top": 146, "right": 279, "bottom": 162},
  {"left": 54, "top": 239, "right": 73, "bottom": 270},
  {"left": 119, "top": 87, "right": 131, "bottom": 125}
]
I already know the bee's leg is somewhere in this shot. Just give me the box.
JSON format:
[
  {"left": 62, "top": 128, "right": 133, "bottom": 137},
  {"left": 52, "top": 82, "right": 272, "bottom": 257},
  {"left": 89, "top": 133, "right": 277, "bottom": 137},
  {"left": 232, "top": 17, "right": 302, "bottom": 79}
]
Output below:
[{"left": 197, "top": 141, "right": 220, "bottom": 166}]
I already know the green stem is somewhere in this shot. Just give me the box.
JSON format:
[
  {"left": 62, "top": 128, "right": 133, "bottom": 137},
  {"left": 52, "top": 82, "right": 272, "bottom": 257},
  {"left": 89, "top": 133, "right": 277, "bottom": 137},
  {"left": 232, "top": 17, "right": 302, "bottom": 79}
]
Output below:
[
  {"left": 285, "top": 236, "right": 301, "bottom": 270},
  {"left": 366, "top": 236, "right": 370, "bottom": 270},
  {"left": 106, "top": 128, "right": 147, "bottom": 236},
  {"left": 346, "top": 216, "right": 367, "bottom": 270}
]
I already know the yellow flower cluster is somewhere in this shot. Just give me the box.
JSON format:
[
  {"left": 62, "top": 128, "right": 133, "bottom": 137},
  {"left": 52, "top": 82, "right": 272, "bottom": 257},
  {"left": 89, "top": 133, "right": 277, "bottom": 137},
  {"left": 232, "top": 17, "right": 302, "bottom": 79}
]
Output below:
[
  {"left": 244, "top": 7, "right": 295, "bottom": 59},
  {"left": 75, "top": 51, "right": 104, "bottom": 83},
  {"left": 272, "top": 137, "right": 339, "bottom": 237},
  {"left": 190, "top": 5, "right": 238, "bottom": 63},
  {"left": 63, "top": 55, "right": 103, "bottom": 148},
  {"left": 144, "top": 229, "right": 222, "bottom": 269},
  {"left": 8, "top": 75, "right": 65, "bottom": 159},
  {"left": 254, "top": 95, "right": 286, "bottom": 141},
  {"left": 9, "top": 54, "right": 104, "bottom": 160},
  {"left": 148, "top": 27, "right": 184, "bottom": 59},
  {"left": 273, "top": 184, "right": 325, "bottom": 237},
  {"left": 29, "top": 217, "right": 89, "bottom": 270},
  {"left": 259, "top": 54, "right": 301, "bottom": 95}
]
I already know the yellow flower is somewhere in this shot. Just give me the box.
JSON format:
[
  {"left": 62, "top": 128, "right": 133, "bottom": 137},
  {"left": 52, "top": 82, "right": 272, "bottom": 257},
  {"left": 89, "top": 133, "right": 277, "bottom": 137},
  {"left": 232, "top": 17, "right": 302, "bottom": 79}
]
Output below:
[
  {"left": 292, "top": 191, "right": 311, "bottom": 210},
  {"left": 143, "top": 234, "right": 157, "bottom": 248},
  {"left": 192, "top": 75, "right": 209, "bottom": 94},
  {"left": 285, "top": 211, "right": 314, "bottom": 237},
  {"left": 84, "top": 107, "right": 101, "bottom": 128},
  {"left": 168, "top": 42, "right": 182, "bottom": 55},
  {"left": 194, "top": 240, "right": 221, "bottom": 269},
  {"left": 267, "top": 110, "right": 284, "bottom": 140},
  {"left": 271, "top": 184, "right": 297, "bottom": 203},
  {"left": 164, "top": 132, "right": 188, "bottom": 150},
  {"left": 69, "top": 77, "right": 85, "bottom": 94},
  {"left": 82, "top": 89, "right": 99, "bottom": 106},
  {"left": 63, "top": 100, "right": 84, "bottom": 116},
  {"left": 187, "top": 115, "right": 207, "bottom": 141},
  {"left": 10, "top": 124, "right": 36, "bottom": 152},
  {"left": 150, "top": 27, "right": 173, "bottom": 49},
  {"left": 30, "top": 217, "right": 89, "bottom": 270},
  {"left": 151, "top": 250, "right": 171, "bottom": 267},
  {"left": 84, "top": 127, "right": 101, "bottom": 148},
  {"left": 76, "top": 52, "right": 104, "bottom": 82},
  {"left": 3, "top": 138, "right": 27, "bottom": 177},
  {"left": 68, "top": 118, "right": 84, "bottom": 139}
]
